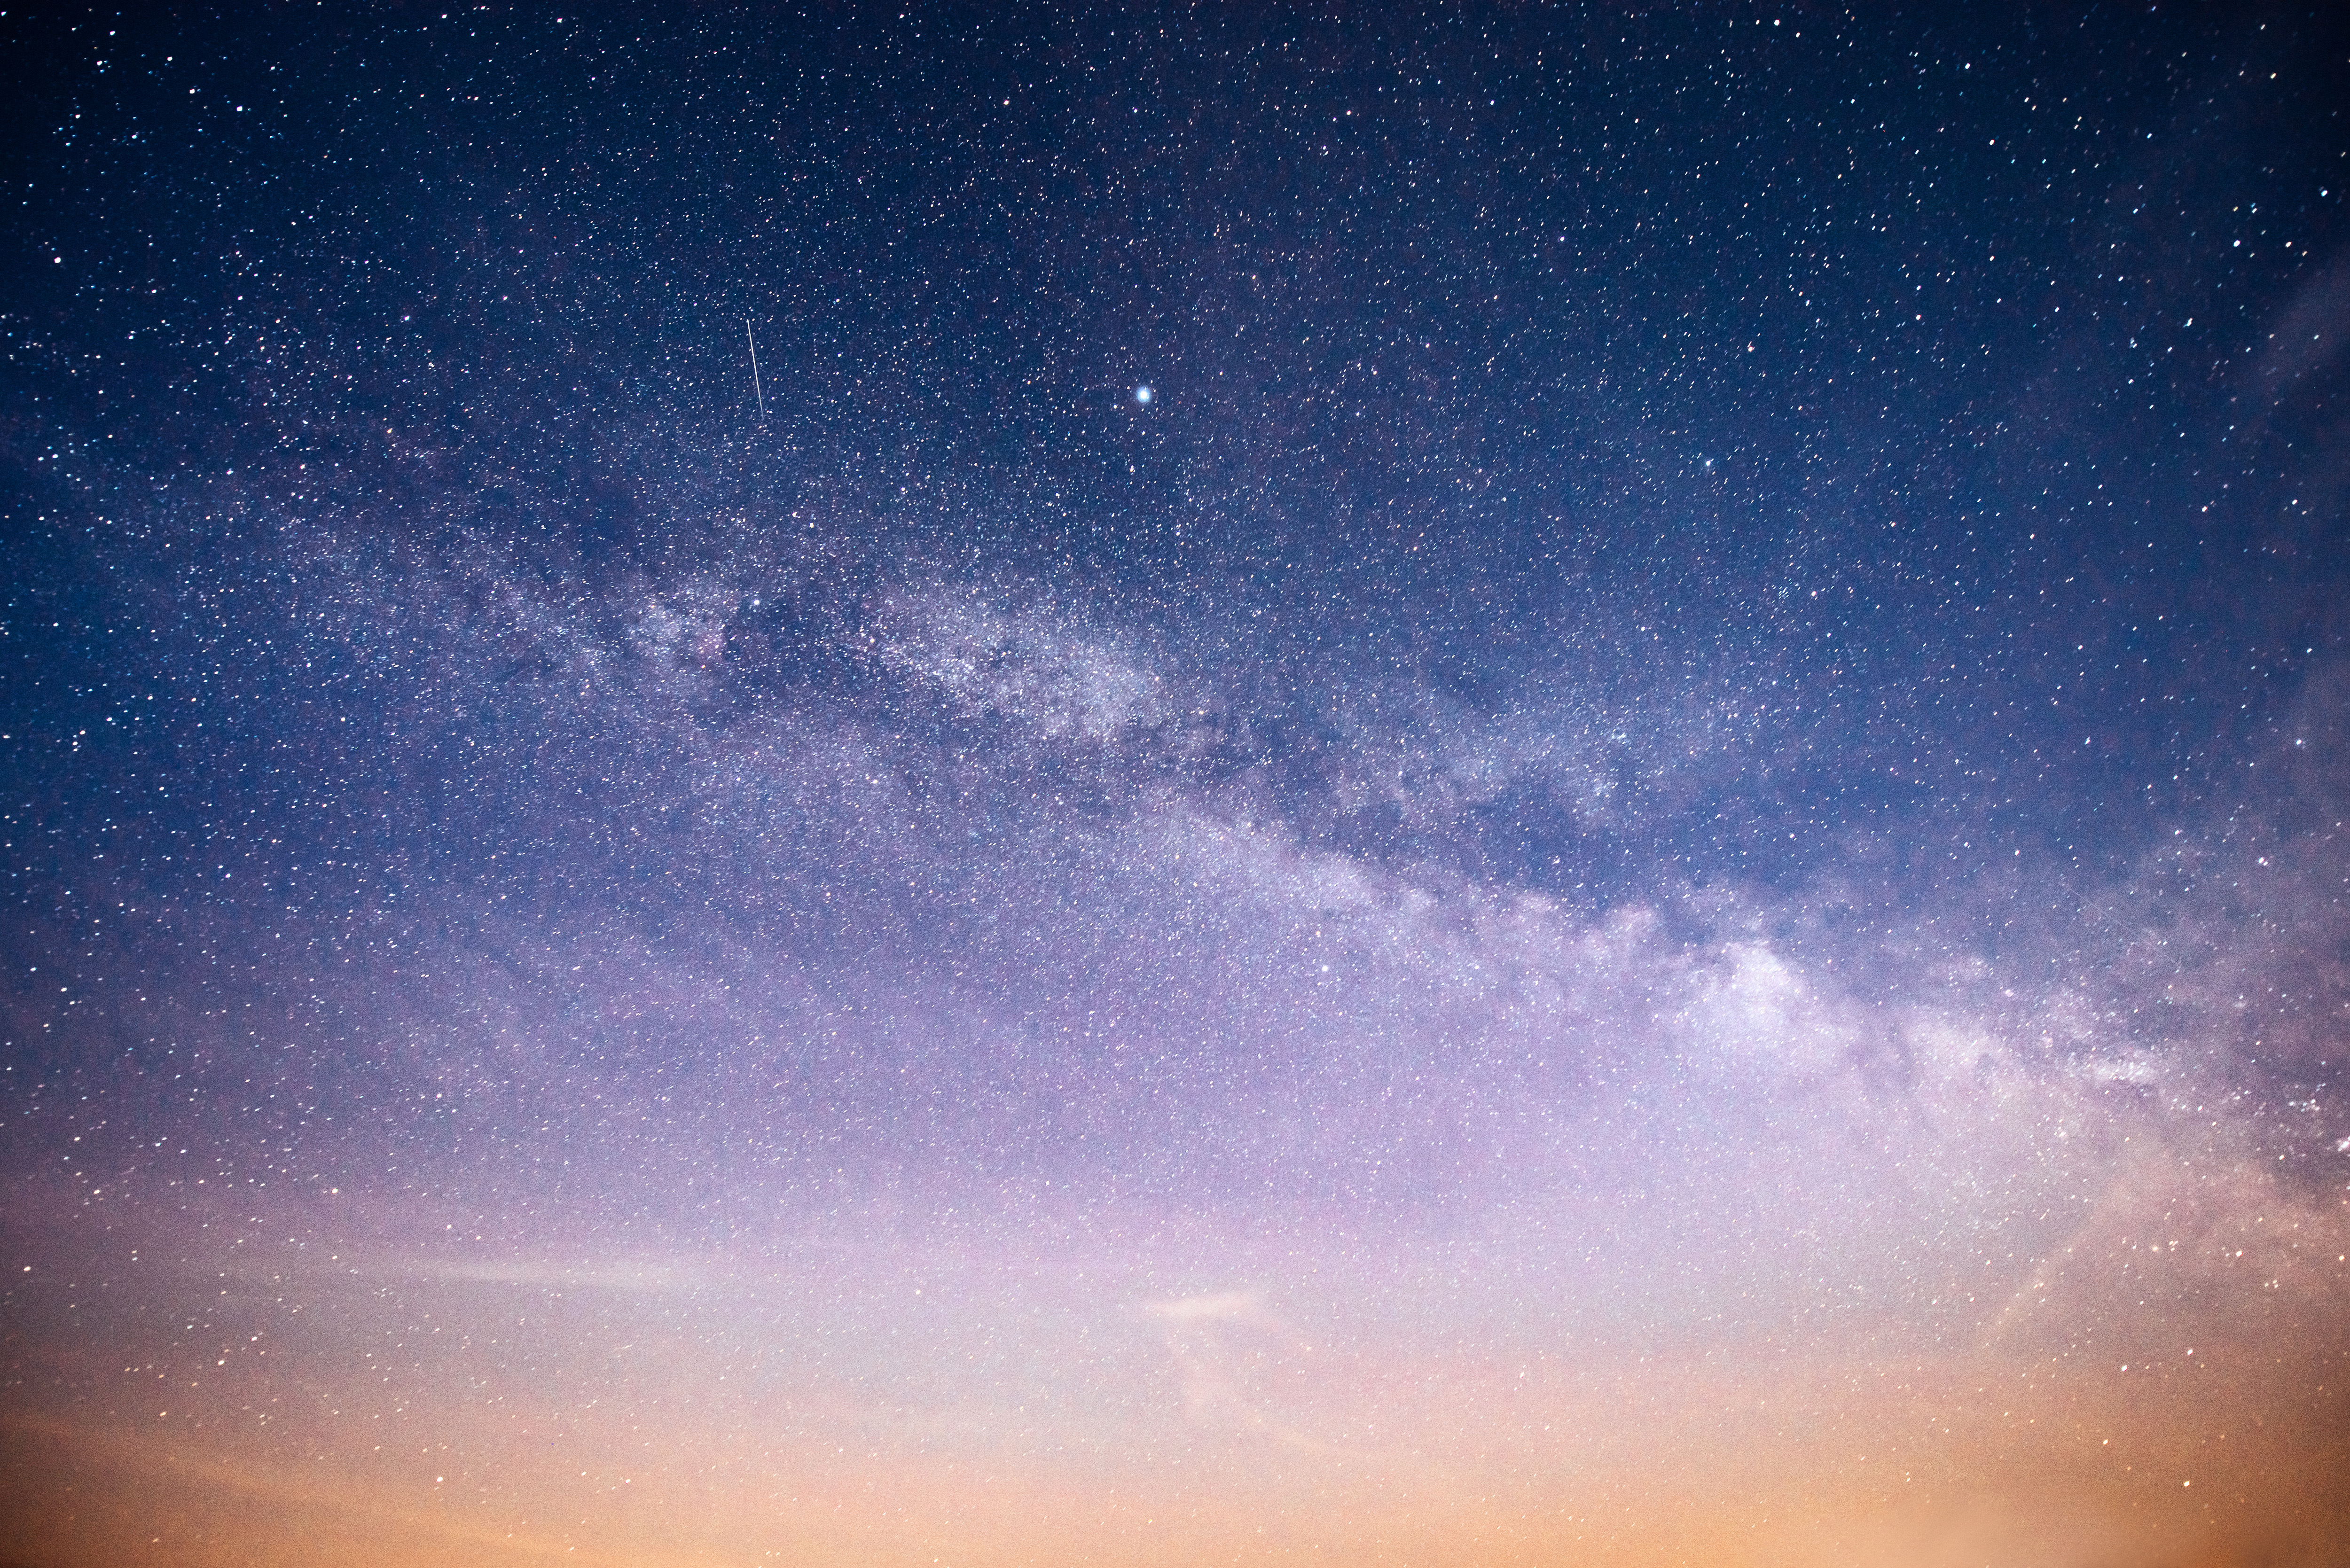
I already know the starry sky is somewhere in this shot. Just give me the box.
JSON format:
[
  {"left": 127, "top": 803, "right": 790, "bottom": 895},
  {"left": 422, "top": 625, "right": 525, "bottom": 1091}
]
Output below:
[{"left": 5, "top": 4, "right": 2350, "bottom": 1565}]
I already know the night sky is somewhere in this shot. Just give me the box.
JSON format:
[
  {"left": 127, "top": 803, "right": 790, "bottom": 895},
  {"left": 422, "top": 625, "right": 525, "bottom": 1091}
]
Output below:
[{"left": 5, "top": 4, "right": 2350, "bottom": 1564}]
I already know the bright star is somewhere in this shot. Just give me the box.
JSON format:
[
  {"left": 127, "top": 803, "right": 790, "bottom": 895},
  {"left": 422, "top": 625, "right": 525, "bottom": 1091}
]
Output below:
[{"left": 1135, "top": 385, "right": 1152, "bottom": 404}]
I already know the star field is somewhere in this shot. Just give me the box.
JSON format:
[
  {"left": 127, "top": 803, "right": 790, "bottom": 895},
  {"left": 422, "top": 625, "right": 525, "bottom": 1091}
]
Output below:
[{"left": 5, "top": 5, "right": 2350, "bottom": 1564}]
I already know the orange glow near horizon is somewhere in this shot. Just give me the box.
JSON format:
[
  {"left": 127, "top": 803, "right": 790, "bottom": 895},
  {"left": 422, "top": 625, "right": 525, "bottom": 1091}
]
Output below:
[{"left": 7, "top": 1150, "right": 2345, "bottom": 1568}]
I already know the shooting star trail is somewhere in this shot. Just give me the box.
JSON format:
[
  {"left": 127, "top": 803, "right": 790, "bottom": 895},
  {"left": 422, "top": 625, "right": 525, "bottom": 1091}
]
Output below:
[{"left": 745, "top": 317, "right": 766, "bottom": 419}]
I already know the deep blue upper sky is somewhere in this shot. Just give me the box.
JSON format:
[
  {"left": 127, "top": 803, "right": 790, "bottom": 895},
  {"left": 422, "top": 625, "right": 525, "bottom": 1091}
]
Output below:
[{"left": 4, "top": 4, "right": 2349, "bottom": 1218}]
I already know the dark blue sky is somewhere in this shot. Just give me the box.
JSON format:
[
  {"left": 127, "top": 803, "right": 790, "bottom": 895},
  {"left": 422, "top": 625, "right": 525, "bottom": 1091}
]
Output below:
[{"left": 12, "top": 6, "right": 2344, "bottom": 892}]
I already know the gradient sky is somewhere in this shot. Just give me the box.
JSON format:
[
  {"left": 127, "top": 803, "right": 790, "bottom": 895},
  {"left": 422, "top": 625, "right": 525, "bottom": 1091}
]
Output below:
[{"left": 5, "top": 4, "right": 2350, "bottom": 1565}]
